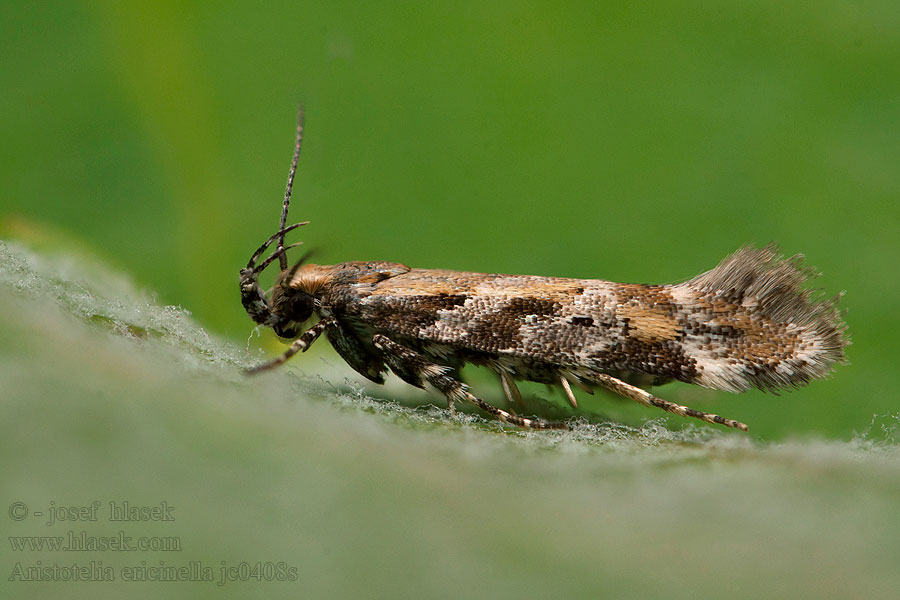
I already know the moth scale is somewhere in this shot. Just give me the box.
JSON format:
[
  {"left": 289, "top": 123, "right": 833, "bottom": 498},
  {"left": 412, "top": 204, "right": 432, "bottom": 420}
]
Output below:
[{"left": 240, "top": 109, "right": 848, "bottom": 431}]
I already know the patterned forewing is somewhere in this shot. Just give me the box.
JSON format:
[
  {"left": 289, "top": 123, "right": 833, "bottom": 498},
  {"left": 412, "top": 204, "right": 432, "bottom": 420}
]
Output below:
[
  {"left": 343, "top": 248, "right": 846, "bottom": 395},
  {"left": 350, "top": 270, "right": 702, "bottom": 384}
]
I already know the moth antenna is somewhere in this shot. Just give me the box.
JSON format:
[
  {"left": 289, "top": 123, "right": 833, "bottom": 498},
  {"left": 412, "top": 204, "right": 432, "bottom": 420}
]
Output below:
[
  {"left": 278, "top": 105, "right": 305, "bottom": 271},
  {"left": 246, "top": 222, "right": 308, "bottom": 269},
  {"left": 254, "top": 241, "right": 305, "bottom": 275}
]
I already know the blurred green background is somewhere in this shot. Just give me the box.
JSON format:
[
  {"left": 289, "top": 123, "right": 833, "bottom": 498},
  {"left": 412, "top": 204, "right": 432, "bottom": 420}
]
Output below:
[
  {"left": 3, "top": 0, "right": 898, "bottom": 439},
  {"left": 2, "top": 3, "right": 900, "bottom": 597}
]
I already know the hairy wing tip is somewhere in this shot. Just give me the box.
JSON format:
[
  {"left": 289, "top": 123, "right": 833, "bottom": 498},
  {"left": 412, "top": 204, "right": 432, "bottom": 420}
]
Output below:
[{"left": 682, "top": 244, "right": 849, "bottom": 392}]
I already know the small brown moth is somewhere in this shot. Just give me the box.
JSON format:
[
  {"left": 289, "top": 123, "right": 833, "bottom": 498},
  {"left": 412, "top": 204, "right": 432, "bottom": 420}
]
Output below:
[{"left": 240, "top": 110, "right": 848, "bottom": 431}]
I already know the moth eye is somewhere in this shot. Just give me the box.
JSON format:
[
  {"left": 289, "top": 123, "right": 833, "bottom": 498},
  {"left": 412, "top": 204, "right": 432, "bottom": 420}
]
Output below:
[{"left": 289, "top": 294, "right": 314, "bottom": 323}]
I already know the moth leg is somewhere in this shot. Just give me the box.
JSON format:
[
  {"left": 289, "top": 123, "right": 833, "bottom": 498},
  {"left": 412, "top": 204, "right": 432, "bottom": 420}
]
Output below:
[
  {"left": 498, "top": 371, "right": 524, "bottom": 410},
  {"left": 561, "top": 370, "right": 594, "bottom": 395},
  {"left": 591, "top": 373, "right": 749, "bottom": 431},
  {"left": 246, "top": 317, "right": 336, "bottom": 374},
  {"left": 446, "top": 395, "right": 457, "bottom": 418},
  {"left": 326, "top": 323, "right": 387, "bottom": 384},
  {"left": 559, "top": 375, "right": 579, "bottom": 408},
  {"left": 372, "top": 335, "right": 567, "bottom": 430}
]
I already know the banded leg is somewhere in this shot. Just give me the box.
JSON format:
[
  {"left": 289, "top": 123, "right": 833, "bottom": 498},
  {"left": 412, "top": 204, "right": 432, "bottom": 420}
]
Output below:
[
  {"left": 372, "top": 335, "right": 568, "bottom": 430},
  {"left": 590, "top": 372, "right": 749, "bottom": 431},
  {"left": 246, "top": 317, "right": 336, "bottom": 374}
]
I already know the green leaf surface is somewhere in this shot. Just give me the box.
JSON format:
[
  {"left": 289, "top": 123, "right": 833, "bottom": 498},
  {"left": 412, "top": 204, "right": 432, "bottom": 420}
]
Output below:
[{"left": 2, "top": 241, "right": 898, "bottom": 599}]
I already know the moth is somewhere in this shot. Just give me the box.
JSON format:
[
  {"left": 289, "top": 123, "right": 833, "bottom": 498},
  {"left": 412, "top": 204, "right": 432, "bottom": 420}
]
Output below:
[{"left": 240, "top": 110, "right": 848, "bottom": 431}]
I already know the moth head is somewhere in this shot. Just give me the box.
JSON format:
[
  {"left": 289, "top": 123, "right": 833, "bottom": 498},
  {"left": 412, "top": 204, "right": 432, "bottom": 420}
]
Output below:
[
  {"left": 267, "top": 263, "right": 333, "bottom": 338},
  {"left": 239, "top": 222, "right": 313, "bottom": 338}
]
